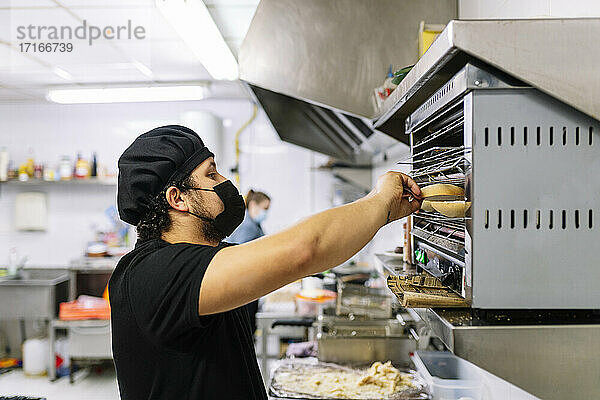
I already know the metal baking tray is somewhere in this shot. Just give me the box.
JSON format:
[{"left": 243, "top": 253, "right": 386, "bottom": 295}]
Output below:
[{"left": 268, "top": 358, "right": 430, "bottom": 400}]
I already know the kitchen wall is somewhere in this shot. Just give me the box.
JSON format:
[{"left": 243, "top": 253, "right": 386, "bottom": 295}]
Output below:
[
  {"left": 0, "top": 99, "right": 334, "bottom": 268},
  {"left": 0, "top": 98, "right": 337, "bottom": 357},
  {"left": 459, "top": 0, "right": 600, "bottom": 19}
]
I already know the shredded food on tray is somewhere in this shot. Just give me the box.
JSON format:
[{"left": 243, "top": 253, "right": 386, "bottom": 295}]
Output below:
[{"left": 273, "top": 361, "right": 414, "bottom": 399}]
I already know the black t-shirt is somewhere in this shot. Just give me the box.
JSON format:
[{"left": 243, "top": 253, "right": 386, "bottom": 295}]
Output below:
[{"left": 109, "top": 238, "right": 267, "bottom": 400}]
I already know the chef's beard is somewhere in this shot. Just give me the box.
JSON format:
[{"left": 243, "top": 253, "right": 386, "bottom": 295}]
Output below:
[{"left": 188, "top": 193, "right": 225, "bottom": 243}]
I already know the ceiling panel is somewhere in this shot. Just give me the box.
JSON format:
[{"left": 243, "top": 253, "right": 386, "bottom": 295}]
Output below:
[
  {"left": 149, "top": 40, "right": 211, "bottom": 80},
  {"left": 147, "top": 8, "right": 184, "bottom": 40},
  {"left": 0, "top": 46, "right": 47, "bottom": 71},
  {"left": 0, "top": 67, "right": 67, "bottom": 85},
  {"left": 208, "top": 6, "right": 256, "bottom": 38},
  {"left": 64, "top": 6, "right": 154, "bottom": 25},
  {"left": 0, "top": 87, "right": 42, "bottom": 102},
  {"left": 0, "top": 0, "right": 56, "bottom": 8},
  {"left": 0, "top": 0, "right": 245, "bottom": 102},
  {"left": 204, "top": 0, "right": 259, "bottom": 6},
  {"left": 1, "top": 7, "right": 77, "bottom": 43},
  {"left": 59, "top": 0, "right": 154, "bottom": 7}
]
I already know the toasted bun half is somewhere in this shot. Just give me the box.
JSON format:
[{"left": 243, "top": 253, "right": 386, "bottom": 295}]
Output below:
[
  {"left": 430, "top": 201, "right": 472, "bottom": 218},
  {"left": 420, "top": 200, "right": 435, "bottom": 212},
  {"left": 420, "top": 184, "right": 465, "bottom": 200}
]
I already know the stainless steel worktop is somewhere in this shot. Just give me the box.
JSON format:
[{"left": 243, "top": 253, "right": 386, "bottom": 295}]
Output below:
[
  {"left": 0, "top": 268, "right": 69, "bottom": 320},
  {"left": 380, "top": 259, "right": 600, "bottom": 398},
  {"left": 0, "top": 269, "right": 69, "bottom": 286},
  {"left": 409, "top": 308, "right": 600, "bottom": 400}
]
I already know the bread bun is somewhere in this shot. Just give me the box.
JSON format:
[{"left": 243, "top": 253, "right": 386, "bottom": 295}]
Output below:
[
  {"left": 420, "top": 200, "right": 435, "bottom": 212},
  {"left": 420, "top": 184, "right": 464, "bottom": 200},
  {"left": 430, "top": 201, "right": 472, "bottom": 218}
]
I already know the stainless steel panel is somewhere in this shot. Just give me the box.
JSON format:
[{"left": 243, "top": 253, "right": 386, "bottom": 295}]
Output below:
[
  {"left": 0, "top": 269, "right": 69, "bottom": 319},
  {"left": 452, "top": 19, "right": 600, "bottom": 124},
  {"left": 68, "top": 320, "right": 112, "bottom": 359},
  {"left": 239, "top": 0, "right": 457, "bottom": 118},
  {"left": 318, "top": 336, "right": 416, "bottom": 367},
  {"left": 413, "top": 309, "right": 600, "bottom": 400},
  {"left": 470, "top": 89, "right": 600, "bottom": 308},
  {"left": 407, "top": 64, "right": 527, "bottom": 132},
  {"left": 376, "top": 19, "right": 600, "bottom": 137}
]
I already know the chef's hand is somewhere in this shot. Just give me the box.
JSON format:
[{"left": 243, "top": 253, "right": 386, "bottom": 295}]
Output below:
[{"left": 371, "top": 171, "right": 422, "bottom": 223}]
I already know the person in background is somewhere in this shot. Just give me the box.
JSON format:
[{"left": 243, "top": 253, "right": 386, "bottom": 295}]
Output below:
[
  {"left": 229, "top": 190, "right": 271, "bottom": 244},
  {"left": 228, "top": 190, "right": 271, "bottom": 334}
]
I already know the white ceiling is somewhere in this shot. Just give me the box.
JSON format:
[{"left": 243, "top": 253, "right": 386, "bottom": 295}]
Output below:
[{"left": 0, "top": 0, "right": 259, "bottom": 102}]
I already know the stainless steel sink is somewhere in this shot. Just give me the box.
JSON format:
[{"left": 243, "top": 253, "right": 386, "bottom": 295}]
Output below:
[
  {"left": 0, "top": 268, "right": 69, "bottom": 319},
  {"left": 0, "top": 269, "right": 68, "bottom": 284}
]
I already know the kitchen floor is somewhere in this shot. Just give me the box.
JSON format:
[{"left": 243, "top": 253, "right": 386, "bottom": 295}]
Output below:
[
  {"left": 0, "top": 368, "right": 120, "bottom": 400},
  {"left": 0, "top": 341, "right": 274, "bottom": 400}
]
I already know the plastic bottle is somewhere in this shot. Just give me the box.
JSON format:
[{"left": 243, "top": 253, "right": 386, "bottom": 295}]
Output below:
[
  {"left": 7, "top": 247, "right": 18, "bottom": 276},
  {"left": 91, "top": 152, "right": 98, "bottom": 177},
  {"left": 22, "top": 337, "right": 49, "bottom": 376},
  {"left": 383, "top": 65, "right": 397, "bottom": 95},
  {"left": 59, "top": 156, "right": 72, "bottom": 180},
  {"left": 0, "top": 147, "right": 8, "bottom": 181},
  {"left": 75, "top": 152, "right": 90, "bottom": 179}
]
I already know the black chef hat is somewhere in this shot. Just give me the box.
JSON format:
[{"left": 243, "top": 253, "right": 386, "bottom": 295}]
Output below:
[{"left": 117, "top": 125, "right": 214, "bottom": 225}]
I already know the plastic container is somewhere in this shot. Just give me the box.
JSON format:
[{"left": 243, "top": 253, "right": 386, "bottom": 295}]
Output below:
[
  {"left": 295, "top": 289, "right": 336, "bottom": 317},
  {"left": 411, "top": 351, "right": 483, "bottom": 400},
  {"left": 59, "top": 296, "right": 111, "bottom": 320},
  {"left": 22, "top": 337, "right": 49, "bottom": 376}
]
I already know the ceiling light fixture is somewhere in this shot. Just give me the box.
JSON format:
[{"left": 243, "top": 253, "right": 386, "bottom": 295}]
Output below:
[
  {"left": 133, "top": 61, "right": 154, "bottom": 78},
  {"left": 52, "top": 67, "right": 72, "bottom": 81},
  {"left": 47, "top": 85, "right": 206, "bottom": 104},
  {"left": 155, "top": 0, "right": 239, "bottom": 80}
]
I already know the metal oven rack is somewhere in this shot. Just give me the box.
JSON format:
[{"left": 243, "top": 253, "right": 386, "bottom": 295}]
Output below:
[{"left": 405, "top": 89, "right": 471, "bottom": 297}]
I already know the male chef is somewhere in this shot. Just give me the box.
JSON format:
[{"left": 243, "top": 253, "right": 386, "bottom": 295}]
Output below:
[{"left": 110, "top": 125, "right": 421, "bottom": 399}]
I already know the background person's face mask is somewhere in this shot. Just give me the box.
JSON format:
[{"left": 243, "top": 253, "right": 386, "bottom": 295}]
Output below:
[
  {"left": 183, "top": 180, "right": 245, "bottom": 237},
  {"left": 254, "top": 209, "right": 268, "bottom": 224}
]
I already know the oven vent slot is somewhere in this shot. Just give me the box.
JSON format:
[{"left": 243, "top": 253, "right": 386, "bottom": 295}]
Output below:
[
  {"left": 483, "top": 125, "right": 596, "bottom": 147},
  {"left": 483, "top": 209, "right": 594, "bottom": 230},
  {"left": 416, "top": 79, "right": 456, "bottom": 118}
]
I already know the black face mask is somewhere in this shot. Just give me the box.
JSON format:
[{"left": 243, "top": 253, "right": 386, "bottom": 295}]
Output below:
[{"left": 183, "top": 180, "right": 245, "bottom": 237}]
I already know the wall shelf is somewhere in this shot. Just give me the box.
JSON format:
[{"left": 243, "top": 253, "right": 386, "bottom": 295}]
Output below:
[{"left": 0, "top": 178, "right": 117, "bottom": 186}]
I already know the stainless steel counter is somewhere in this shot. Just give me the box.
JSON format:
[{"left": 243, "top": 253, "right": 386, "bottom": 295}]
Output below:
[
  {"left": 0, "top": 269, "right": 69, "bottom": 319},
  {"left": 412, "top": 308, "right": 600, "bottom": 400}
]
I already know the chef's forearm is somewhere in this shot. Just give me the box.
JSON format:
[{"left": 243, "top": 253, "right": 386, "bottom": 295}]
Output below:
[
  {"left": 201, "top": 193, "right": 390, "bottom": 315},
  {"left": 290, "top": 193, "right": 390, "bottom": 276}
]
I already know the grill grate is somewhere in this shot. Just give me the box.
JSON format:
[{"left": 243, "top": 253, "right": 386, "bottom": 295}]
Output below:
[{"left": 413, "top": 116, "right": 464, "bottom": 149}]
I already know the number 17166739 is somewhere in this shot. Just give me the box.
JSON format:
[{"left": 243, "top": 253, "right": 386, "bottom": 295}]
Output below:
[{"left": 19, "top": 42, "right": 73, "bottom": 52}]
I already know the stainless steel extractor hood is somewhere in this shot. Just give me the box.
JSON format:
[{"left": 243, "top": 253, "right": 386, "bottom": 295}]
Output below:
[
  {"left": 239, "top": 0, "right": 458, "bottom": 161},
  {"left": 247, "top": 84, "right": 375, "bottom": 162}
]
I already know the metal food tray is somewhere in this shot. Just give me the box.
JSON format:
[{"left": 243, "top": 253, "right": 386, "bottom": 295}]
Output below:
[
  {"left": 387, "top": 275, "right": 468, "bottom": 308},
  {"left": 269, "top": 358, "right": 430, "bottom": 400}
]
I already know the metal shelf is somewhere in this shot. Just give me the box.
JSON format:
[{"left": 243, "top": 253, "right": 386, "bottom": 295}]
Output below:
[{"left": 0, "top": 178, "right": 117, "bottom": 186}]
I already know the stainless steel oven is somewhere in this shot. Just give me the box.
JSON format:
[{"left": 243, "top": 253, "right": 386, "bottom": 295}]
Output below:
[{"left": 402, "top": 63, "right": 600, "bottom": 309}]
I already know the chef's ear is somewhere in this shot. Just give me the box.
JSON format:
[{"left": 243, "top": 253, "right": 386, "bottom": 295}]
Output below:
[{"left": 165, "top": 186, "right": 189, "bottom": 212}]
